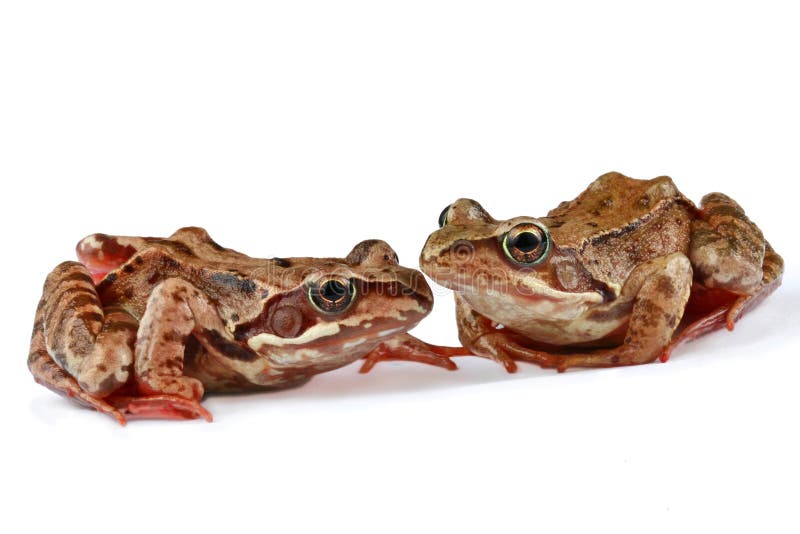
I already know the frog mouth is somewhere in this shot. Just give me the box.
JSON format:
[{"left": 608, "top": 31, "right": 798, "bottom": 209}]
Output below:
[
  {"left": 339, "top": 326, "right": 406, "bottom": 350},
  {"left": 246, "top": 316, "right": 421, "bottom": 354},
  {"left": 248, "top": 321, "right": 415, "bottom": 368}
]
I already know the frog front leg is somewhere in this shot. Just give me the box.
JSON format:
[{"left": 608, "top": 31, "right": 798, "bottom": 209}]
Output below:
[
  {"left": 551, "top": 253, "right": 693, "bottom": 370},
  {"left": 453, "top": 293, "right": 564, "bottom": 373},
  {"left": 459, "top": 255, "right": 693, "bottom": 372},
  {"left": 359, "top": 333, "right": 469, "bottom": 373},
  {"left": 122, "top": 277, "right": 243, "bottom": 422},
  {"left": 28, "top": 261, "right": 138, "bottom": 424}
]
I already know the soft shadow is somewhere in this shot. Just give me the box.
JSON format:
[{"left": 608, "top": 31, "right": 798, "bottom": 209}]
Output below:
[
  {"left": 203, "top": 356, "right": 565, "bottom": 420},
  {"left": 29, "top": 394, "right": 71, "bottom": 425}
]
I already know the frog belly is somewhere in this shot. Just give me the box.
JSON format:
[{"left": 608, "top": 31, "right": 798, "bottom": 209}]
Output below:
[{"left": 463, "top": 292, "right": 631, "bottom": 346}]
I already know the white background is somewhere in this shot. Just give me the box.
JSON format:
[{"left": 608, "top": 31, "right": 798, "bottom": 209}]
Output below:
[{"left": 1, "top": 2, "right": 798, "bottom": 533}]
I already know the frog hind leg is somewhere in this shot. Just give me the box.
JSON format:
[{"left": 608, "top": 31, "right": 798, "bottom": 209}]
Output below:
[
  {"left": 29, "top": 324, "right": 126, "bottom": 424},
  {"left": 104, "top": 393, "right": 213, "bottom": 421},
  {"left": 29, "top": 262, "right": 138, "bottom": 424},
  {"left": 689, "top": 193, "right": 771, "bottom": 296},
  {"left": 659, "top": 194, "right": 785, "bottom": 361},
  {"left": 689, "top": 193, "right": 784, "bottom": 330},
  {"left": 662, "top": 240, "right": 783, "bottom": 362},
  {"left": 358, "top": 333, "right": 469, "bottom": 373}
]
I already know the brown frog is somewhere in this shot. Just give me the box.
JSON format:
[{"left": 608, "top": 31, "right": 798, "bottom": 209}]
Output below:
[
  {"left": 419, "top": 172, "right": 783, "bottom": 372},
  {"left": 28, "top": 227, "right": 463, "bottom": 424}
]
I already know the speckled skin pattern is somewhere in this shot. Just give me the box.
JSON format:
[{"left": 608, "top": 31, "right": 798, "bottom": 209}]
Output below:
[
  {"left": 421, "top": 172, "right": 783, "bottom": 372},
  {"left": 28, "top": 227, "right": 464, "bottom": 423}
]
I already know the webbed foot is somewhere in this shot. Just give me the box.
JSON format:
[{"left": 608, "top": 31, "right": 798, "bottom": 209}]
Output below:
[{"left": 359, "top": 333, "right": 469, "bottom": 373}]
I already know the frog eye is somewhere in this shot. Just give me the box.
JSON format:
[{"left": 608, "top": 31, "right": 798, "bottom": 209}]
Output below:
[
  {"left": 502, "top": 223, "right": 551, "bottom": 265},
  {"left": 438, "top": 205, "right": 451, "bottom": 228},
  {"left": 308, "top": 276, "right": 357, "bottom": 314}
]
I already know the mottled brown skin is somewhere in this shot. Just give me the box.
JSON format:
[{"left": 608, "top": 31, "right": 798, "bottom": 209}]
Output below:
[
  {"left": 28, "top": 227, "right": 463, "bottom": 424},
  {"left": 419, "top": 172, "right": 783, "bottom": 372}
]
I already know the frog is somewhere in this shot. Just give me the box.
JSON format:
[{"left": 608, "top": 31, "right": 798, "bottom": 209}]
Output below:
[
  {"left": 28, "top": 227, "right": 465, "bottom": 424},
  {"left": 419, "top": 172, "right": 783, "bottom": 372}
]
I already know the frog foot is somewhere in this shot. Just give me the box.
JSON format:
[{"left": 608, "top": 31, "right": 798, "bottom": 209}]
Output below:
[
  {"left": 359, "top": 333, "right": 468, "bottom": 373},
  {"left": 110, "top": 394, "right": 213, "bottom": 422},
  {"left": 64, "top": 387, "right": 128, "bottom": 426},
  {"left": 468, "top": 345, "right": 518, "bottom": 373},
  {"left": 466, "top": 333, "right": 578, "bottom": 373},
  {"left": 659, "top": 273, "right": 782, "bottom": 363}
]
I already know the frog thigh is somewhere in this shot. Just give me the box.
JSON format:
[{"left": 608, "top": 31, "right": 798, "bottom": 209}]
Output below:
[
  {"left": 36, "top": 261, "right": 137, "bottom": 396},
  {"left": 663, "top": 238, "right": 784, "bottom": 356},
  {"left": 689, "top": 192, "right": 777, "bottom": 294},
  {"left": 29, "top": 302, "right": 127, "bottom": 424}
]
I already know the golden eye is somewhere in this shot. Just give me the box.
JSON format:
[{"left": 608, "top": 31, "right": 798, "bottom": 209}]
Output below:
[
  {"left": 502, "top": 223, "right": 551, "bottom": 265},
  {"left": 308, "top": 277, "right": 356, "bottom": 314}
]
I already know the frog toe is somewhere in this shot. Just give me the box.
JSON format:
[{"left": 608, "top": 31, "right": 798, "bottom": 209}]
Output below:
[
  {"left": 68, "top": 390, "right": 128, "bottom": 425},
  {"left": 489, "top": 350, "right": 519, "bottom": 373},
  {"left": 118, "top": 395, "right": 213, "bottom": 422},
  {"left": 359, "top": 334, "right": 463, "bottom": 373}
]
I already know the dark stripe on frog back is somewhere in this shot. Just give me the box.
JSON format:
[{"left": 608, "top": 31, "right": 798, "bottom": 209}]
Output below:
[
  {"left": 145, "top": 238, "right": 198, "bottom": 257},
  {"left": 95, "top": 252, "right": 183, "bottom": 299},
  {"left": 580, "top": 198, "right": 687, "bottom": 249},
  {"left": 91, "top": 240, "right": 195, "bottom": 295}
]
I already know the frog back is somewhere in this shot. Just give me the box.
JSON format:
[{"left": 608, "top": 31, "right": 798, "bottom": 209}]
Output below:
[{"left": 542, "top": 172, "right": 696, "bottom": 286}]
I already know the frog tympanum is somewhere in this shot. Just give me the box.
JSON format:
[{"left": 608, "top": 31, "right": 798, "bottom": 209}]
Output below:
[
  {"left": 28, "top": 227, "right": 463, "bottom": 423},
  {"left": 421, "top": 172, "right": 783, "bottom": 372}
]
